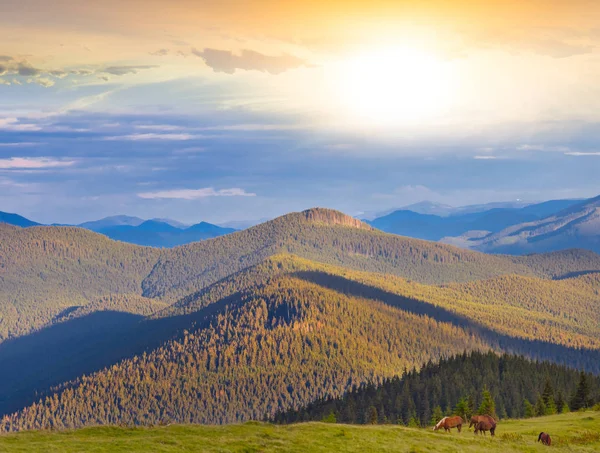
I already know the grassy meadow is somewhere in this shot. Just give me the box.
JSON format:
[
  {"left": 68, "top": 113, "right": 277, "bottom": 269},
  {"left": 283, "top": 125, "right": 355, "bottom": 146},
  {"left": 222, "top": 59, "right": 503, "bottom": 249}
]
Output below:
[{"left": 0, "top": 411, "right": 599, "bottom": 452}]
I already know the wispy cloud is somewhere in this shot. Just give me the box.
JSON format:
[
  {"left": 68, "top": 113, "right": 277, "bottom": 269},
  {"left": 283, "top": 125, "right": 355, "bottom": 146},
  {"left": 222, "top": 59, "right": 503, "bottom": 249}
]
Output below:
[
  {"left": 0, "top": 142, "right": 44, "bottom": 147},
  {"left": 104, "top": 133, "right": 197, "bottom": 141},
  {"left": 138, "top": 187, "right": 256, "bottom": 199},
  {"left": 192, "top": 48, "right": 307, "bottom": 75},
  {"left": 474, "top": 155, "right": 497, "bottom": 160},
  {"left": 101, "top": 65, "right": 158, "bottom": 76},
  {"left": 0, "top": 157, "right": 76, "bottom": 169},
  {"left": 564, "top": 151, "right": 600, "bottom": 156},
  {"left": 517, "top": 144, "right": 571, "bottom": 152}
]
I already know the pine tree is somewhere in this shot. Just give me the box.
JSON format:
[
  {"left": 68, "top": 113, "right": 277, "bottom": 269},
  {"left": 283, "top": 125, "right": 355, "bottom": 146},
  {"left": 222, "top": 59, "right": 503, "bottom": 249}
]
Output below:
[
  {"left": 408, "top": 413, "right": 420, "bottom": 428},
  {"left": 366, "top": 406, "right": 378, "bottom": 424},
  {"left": 477, "top": 388, "right": 497, "bottom": 419},
  {"left": 523, "top": 399, "right": 535, "bottom": 418},
  {"left": 541, "top": 380, "right": 557, "bottom": 415},
  {"left": 430, "top": 406, "right": 444, "bottom": 426},
  {"left": 453, "top": 397, "right": 469, "bottom": 421},
  {"left": 535, "top": 395, "right": 546, "bottom": 416},
  {"left": 556, "top": 391, "right": 565, "bottom": 413},
  {"left": 322, "top": 411, "right": 337, "bottom": 423},
  {"left": 571, "top": 371, "right": 591, "bottom": 411}
]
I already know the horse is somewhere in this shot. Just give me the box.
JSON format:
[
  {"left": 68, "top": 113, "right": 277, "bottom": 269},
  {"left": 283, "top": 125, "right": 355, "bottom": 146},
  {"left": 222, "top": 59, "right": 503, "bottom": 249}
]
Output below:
[
  {"left": 469, "top": 415, "right": 496, "bottom": 429},
  {"left": 538, "top": 432, "right": 552, "bottom": 446},
  {"left": 474, "top": 420, "right": 496, "bottom": 436},
  {"left": 433, "top": 416, "right": 465, "bottom": 433}
]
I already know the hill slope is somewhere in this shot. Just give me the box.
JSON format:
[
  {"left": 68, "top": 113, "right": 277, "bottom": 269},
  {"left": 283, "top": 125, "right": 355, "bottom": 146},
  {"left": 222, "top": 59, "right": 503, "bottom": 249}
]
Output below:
[
  {"left": 275, "top": 351, "right": 600, "bottom": 424},
  {"left": 2, "top": 254, "right": 600, "bottom": 430}
]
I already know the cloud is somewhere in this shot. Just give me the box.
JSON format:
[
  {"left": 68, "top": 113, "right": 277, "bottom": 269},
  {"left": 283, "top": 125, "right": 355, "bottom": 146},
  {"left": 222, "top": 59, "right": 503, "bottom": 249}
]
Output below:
[
  {"left": 101, "top": 65, "right": 158, "bottom": 76},
  {"left": 104, "top": 133, "right": 197, "bottom": 141},
  {"left": 564, "top": 151, "right": 600, "bottom": 156},
  {"left": 517, "top": 144, "right": 571, "bottom": 152},
  {"left": 0, "top": 78, "right": 10, "bottom": 86},
  {"left": 0, "top": 142, "right": 43, "bottom": 147},
  {"left": 150, "top": 49, "right": 170, "bottom": 56},
  {"left": 474, "top": 155, "right": 497, "bottom": 159},
  {"left": 0, "top": 118, "right": 42, "bottom": 131},
  {"left": 138, "top": 187, "right": 256, "bottom": 199},
  {"left": 28, "top": 77, "right": 55, "bottom": 87},
  {"left": 192, "top": 48, "right": 307, "bottom": 75},
  {"left": 17, "top": 62, "right": 41, "bottom": 77},
  {"left": 0, "top": 56, "right": 13, "bottom": 62},
  {"left": 0, "top": 157, "right": 75, "bottom": 169}
]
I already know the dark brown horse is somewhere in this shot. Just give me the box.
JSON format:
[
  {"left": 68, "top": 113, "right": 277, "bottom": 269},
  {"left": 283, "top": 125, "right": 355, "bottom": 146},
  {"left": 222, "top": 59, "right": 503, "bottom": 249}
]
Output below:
[
  {"left": 433, "top": 416, "right": 465, "bottom": 432},
  {"left": 469, "top": 415, "right": 496, "bottom": 429},
  {"left": 538, "top": 432, "right": 552, "bottom": 446},
  {"left": 474, "top": 420, "right": 496, "bottom": 436}
]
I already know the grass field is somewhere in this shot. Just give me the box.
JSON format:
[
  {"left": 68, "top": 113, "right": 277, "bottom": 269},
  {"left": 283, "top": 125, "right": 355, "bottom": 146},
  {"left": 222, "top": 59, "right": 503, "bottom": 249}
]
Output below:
[{"left": 0, "top": 411, "right": 599, "bottom": 452}]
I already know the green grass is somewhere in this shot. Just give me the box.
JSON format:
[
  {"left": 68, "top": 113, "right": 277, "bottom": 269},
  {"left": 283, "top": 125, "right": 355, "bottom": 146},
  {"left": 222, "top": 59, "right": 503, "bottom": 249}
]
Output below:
[{"left": 1, "top": 411, "right": 599, "bottom": 452}]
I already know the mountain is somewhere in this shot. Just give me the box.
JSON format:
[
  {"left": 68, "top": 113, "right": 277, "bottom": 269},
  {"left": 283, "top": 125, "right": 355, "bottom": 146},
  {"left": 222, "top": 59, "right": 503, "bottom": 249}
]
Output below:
[
  {"left": 443, "top": 196, "right": 600, "bottom": 255},
  {"left": 95, "top": 220, "right": 236, "bottom": 247},
  {"left": 78, "top": 215, "right": 146, "bottom": 230},
  {"left": 1, "top": 208, "right": 599, "bottom": 431},
  {"left": 368, "top": 198, "right": 586, "bottom": 243},
  {"left": 0, "top": 211, "right": 40, "bottom": 228},
  {"left": 274, "top": 351, "right": 600, "bottom": 424},
  {"left": 150, "top": 218, "right": 189, "bottom": 228}
]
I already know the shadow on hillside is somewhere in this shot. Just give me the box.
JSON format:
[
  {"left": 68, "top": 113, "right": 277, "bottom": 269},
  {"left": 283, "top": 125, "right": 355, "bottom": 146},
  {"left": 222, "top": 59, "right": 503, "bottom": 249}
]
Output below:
[
  {"left": 292, "top": 270, "right": 600, "bottom": 374},
  {"left": 0, "top": 294, "right": 239, "bottom": 417},
  {"left": 555, "top": 270, "right": 600, "bottom": 280}
]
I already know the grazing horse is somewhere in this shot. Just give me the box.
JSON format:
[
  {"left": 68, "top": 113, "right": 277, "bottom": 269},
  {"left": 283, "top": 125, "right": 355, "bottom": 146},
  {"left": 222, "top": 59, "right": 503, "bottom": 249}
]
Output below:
[
  {"left": 538, "top": 432, "right": 552, "bottom": 446},
  {"left": 433, "top": 416, "right": 465, "bottom": 433},
  {"left": 474, "top": 420, "right": 496, "bottom": 436},
  {"left": 469, "top": 415, "right": 496, "bottom": 429}
]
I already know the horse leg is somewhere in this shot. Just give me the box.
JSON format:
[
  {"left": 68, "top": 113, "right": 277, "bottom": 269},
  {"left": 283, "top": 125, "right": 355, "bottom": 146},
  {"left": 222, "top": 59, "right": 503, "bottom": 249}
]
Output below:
[{"left": 458, "top": 424, "right": 462, "bottom": 433}]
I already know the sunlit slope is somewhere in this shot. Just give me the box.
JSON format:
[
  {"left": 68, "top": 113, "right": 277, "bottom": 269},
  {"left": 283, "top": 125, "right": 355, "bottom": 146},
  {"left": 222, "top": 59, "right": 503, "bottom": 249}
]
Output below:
[
  {"left": 0, "top": 224, "right": 160, "bottom": 341},
  {"left": 3, "top": 253, "right": 600, "bottom": 431}
]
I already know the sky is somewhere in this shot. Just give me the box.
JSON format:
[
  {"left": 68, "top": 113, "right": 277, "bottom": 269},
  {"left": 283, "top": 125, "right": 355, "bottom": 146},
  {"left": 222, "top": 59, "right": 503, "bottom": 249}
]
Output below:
[{"left": 1, "top": 0, "right": 599, "bottom": 224}]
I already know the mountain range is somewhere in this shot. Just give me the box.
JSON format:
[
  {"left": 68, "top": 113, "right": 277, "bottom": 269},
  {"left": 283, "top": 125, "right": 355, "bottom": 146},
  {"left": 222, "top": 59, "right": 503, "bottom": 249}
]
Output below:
[
  {"left": 0, "top": 213, "right": 235, "bottom": 248},
  {"left": 1, "top": 208, "right": 599, "bottom": 431},
  {"left": 367, "top": 197, "right": 600, "bottom": 254}
]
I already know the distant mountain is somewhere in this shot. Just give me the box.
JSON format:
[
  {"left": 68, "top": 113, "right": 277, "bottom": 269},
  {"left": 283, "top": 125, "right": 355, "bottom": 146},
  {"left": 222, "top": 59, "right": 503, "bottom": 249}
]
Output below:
[
  {"left": 95, "top": 220, "right": 235, "bottom": 248},
  {"left": 0, "top": 211, "right": 40, "bottom": 228},
  {"left": 150, "top": 218, "right": 190, "bottom": 228},
  {"left": 78, "top": 215, "right": 145, "bottom": 231},
  {"left": 442, "top": 196, "right": 600, "bottom": 255},
  {"left": 369, "top": 198, "right": 586, "bottom": 243}
]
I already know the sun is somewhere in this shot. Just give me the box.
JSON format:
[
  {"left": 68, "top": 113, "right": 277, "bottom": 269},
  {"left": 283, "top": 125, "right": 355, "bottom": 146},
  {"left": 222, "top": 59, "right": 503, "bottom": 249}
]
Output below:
[{"left": 329, "top": 47, "right": 456, "bottom": 127}]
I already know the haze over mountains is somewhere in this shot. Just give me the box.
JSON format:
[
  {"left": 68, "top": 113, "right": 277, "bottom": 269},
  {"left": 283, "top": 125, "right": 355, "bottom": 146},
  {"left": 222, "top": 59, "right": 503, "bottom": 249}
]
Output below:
[{"left": 1, "top": 207, "right": 600, "bottom": 431}]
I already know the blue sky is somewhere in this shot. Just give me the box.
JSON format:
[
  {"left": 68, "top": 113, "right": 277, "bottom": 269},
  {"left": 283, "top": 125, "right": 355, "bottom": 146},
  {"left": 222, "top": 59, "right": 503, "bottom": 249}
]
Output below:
[{"left": 1, "top": 0, "right": 599, "bottom": 224}]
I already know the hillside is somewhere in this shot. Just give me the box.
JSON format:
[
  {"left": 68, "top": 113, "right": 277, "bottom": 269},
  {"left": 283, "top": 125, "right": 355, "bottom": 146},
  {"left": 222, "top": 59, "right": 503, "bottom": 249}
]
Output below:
[
  {"left": 0, "top": 224, "right": 160, "bottom": 341},
  {"left": 275, "top": 351, "right": 600, "bottom": 424},
  {"left": 1, "top": 208, "right": 600, "bottom": 431},
  {"left": 443, "top": 196, "right": 600, "bottom": 255},
  {"left": 2, "top": 253, "right": 600, "bottom": 430},
  {"left": 1, "top": 411, "right": 599, "bottom": 452}
]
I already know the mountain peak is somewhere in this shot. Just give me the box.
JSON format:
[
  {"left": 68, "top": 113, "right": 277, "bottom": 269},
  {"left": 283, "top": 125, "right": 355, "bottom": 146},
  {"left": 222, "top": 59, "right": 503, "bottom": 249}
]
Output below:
[{"left": 300, "top": 208, "right": 374, "bottom": 231}]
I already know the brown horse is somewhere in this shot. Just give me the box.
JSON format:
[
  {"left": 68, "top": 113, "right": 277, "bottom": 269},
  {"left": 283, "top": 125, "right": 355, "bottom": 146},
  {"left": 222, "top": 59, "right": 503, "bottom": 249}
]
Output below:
[
  {"left": 538, "top": 432, "right": 552, "bottom": 446},
  {"left": 433, "top": 416, "right": 465, "bottom": 432},
  {"left": 469, "top": 415, "right": 496, "bottom": 429},
  {"left": 474, "top": 420, "right": 496, "bottom": 436}
]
